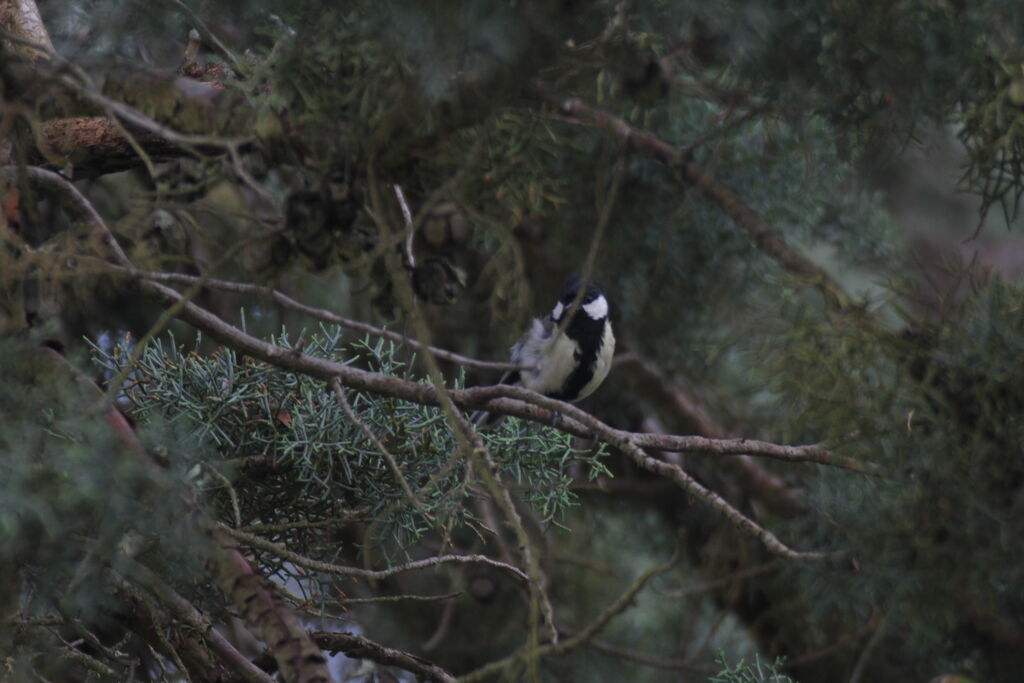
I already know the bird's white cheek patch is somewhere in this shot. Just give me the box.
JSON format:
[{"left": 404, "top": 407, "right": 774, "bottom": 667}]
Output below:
[
  {"left": 583, "top": 295, "right": 608, "bottom": 320},
  {"left": 551, "top": 301, "right": 565, "bottom": 321}
]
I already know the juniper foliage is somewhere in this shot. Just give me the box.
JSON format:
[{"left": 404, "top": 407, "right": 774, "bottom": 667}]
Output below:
[
  {"left": 758, "top": 279, "right": 1024, "bottom": 678},
  {"left": 92, "top": 327, "right": 610, "bottom": 567}
]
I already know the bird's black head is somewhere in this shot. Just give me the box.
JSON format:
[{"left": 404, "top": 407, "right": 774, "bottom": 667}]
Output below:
[{"left": 551, "top": 275, "right": 609, "bottom": 323}]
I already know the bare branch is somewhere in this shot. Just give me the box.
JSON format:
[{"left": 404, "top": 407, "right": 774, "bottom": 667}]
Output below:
[
  {"left": 222, "top": 525, "right": 530, "bottom": 583},
  {"left": 13, "top": 165, "right": 846, "bottom": 563},
  {"left": 1, "top": 0, "right": 54, "bottom": 57},
  {"left": 334, "top": 591, "right": 462, "bottom": 606},
  {"left": 459, "top": 540, "right": 682, "bottom": 682},
  {"left": 206, "top": 525, "right": 333, "bottom": 683},
  {"left": 118, "top": 267, "right": 520, "bottom": 371},
  {"left": 553, "top": 96, "right": 857, "bottom": 313},
  {"left": 557, "top": 628, "right": 714, "bottom": 673},
  {"left": 329, "top": 378, "right": 434, "bottom": 524},
  {"left": 311, "top": 631, "right": 456, "bottom": 683}
]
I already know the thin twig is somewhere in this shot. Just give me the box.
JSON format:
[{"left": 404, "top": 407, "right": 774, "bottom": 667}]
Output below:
[
  {"left": 552, "top": 96, "right": 858, "bottom": 314},
  {"left": 329, "top": 378, "right": 435, "bottom": 524},
  {"left": 223, "top": 525, "right": 529, "bottom": 583},
  {"left": 335, "top": 591, "right": 462, "bottom": 606},
  {"left": 848, "top": 613, "right": 887, "bottom": 683},
  {"left": 115, "top": 267, "right": 520, "bottom": 371},
  {"left": 654, "top": 561, "right": 781, "bottom": 598},
  {"left": 394, "top": 184, "right": 416, "bottom": 267},
  {"left": 120, "top": 562, "right": 275, "bottom": 683},
  {"left": 557, "top": 627, "right": 713, "bottom": 673},
  {"left": 459, "top": 537, "right": 682, "bottom": 682},
  {"left": 311, "top": 631, "right": 455, "bottom": 683},
  {"left": 204, "top": 465, "right": 242, "bottom": 528},
  {"left": 20, "top": 166, "right": 845, "bottom": 562}
]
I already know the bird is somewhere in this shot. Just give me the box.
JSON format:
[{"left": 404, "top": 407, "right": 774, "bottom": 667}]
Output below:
[{"left": 500, "top": 275, "right": 615, "bottom": 404}]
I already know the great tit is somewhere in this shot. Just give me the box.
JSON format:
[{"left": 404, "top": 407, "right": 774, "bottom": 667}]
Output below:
[{"left": 502, "top": 275, "right": 615, "bottom": 403}]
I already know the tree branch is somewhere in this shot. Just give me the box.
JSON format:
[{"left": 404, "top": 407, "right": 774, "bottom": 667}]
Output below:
[
  {"left": 11, "top": 165, "right": 847, "bottom": 563},
  {"left": 123, "top": 560, "right": 275, "bottom": 683},
  {"left": 119, "top": 267, "right": 520, "bottom": 371},
  {"left": 311, "top": 631, "right": 455, "bottom": 683},
  {"left": 553, "top": 96, "right": 857, "bottom": 313},
  {"left": 459, "top": 539, "right": 682, "bottom": 682},
  {"left": 223, "top": 525, "right": 530, "bottom": 583},
  {"left": 206, "top": 525, "right": 332, "bottom": 683},
  {"left": 30, "top": 345, "right": 334, "bottom": 683},
  {"left": 1, "top": 0, "right": 54, "bottom": 58}
]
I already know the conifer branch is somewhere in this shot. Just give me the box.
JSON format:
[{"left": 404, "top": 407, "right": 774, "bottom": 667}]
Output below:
[
  {"left": 16, "top": 164, "right": 842, "bottom": 566},
  {"left": 223, "top": 526, "right": 530, "bottom": 583},
  {"left": 309, "top": 632, "right": 456, "bottom": 683},
  {"left": 552, "top": 97, "right": 857, "bottom": 314},
  {"left": 116, "top": 267, "right": 520, "bottom": 371},
  {"left": 120, "top": 561, "right": 275, "bottom": 683},
  {"left": 27, "top": 340, "right": 335, "bottom": 683},
  {"left": 329, "top": 378, "right": 435, "bottom": 524},
  {"left": 459, "top": 540, "right": 682, "bottom": 682}
]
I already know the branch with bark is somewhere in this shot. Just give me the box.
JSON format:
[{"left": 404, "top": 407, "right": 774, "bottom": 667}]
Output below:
[
  {"left": 7, "top": 164, "right": 856, "bottom": 566},
  {"left": 553, "top": 96, "right": 859, "bottom": 314}
]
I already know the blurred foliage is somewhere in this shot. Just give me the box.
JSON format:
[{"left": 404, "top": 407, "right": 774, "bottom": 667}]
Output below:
[
  {"left": 0, "top": 341, "right": 198, "bottom": 678},
  {"left": 759, "top": 279, "right": 1024, "bottom": 679}
]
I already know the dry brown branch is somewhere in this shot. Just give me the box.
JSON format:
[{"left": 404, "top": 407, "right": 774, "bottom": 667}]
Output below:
[
  {"left": 119, "top": 267, "right": 520, "bottom": 371},
  {"left": 121, "top": 561, "right": 275, "bottom": 683},
  {"left": 126, "top": 268, "right": 860, "bottom": 469},
  {"left": 135, "top": 279, "right": 839, "bottom": 560},
  {"left": 459, "top": 539, "right": 682, "bottom": 682},
  {"left": 310, "top": 631, "right": 456, "bottom": 683},
  {"left": 142, "top": 296, "right": 830, "bottom": 561},
  {"left": 1, "top": 0, "right": 54, "bottom": 58},
  {"left": 37, "top": 116, "right": 185, "bottom": 178},
  {"left": 554, "top": 96, "right": 856, "bottom": 313},
  {"left": 334, "top": 591, "right": 462, "bottom": 606},
  {"left": 557, "top": 628, "right": 714, "bottom": 673},
  {"left": 206, "top": 526, "right": 332, "bottom": 683},
  {"left": 329, "top": 378, "right": 434, "bottom": 523},
  {"left": 223, "top": 525, "right": 530, "bottom": 583},
  {"left": 11, "top": 165, "right": 840, "bottom": 564}
]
